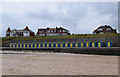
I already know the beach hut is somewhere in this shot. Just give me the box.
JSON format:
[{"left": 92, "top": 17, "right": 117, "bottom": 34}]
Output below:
[
  {"left": 38, "top": 44, "right": 41, "bottom": 48},
  {"left": 91, "top": 42, "right": 96, "bottom": 47},
  {"left": 57, "top": 42, "right": 61, "bottom": 47},
  {"left": 53, "top": 43, "right": 56, "bottom": 47},
  {"left": 21, "top": 44, "right": 24, "bottom": 48},
  {"left": 67, "top": 42, "right": 70, "bottom": 47},
  {"left": 40, "top": 43, "right": 43, "bottom": 47},
  {"left": 77, "top": 43, "right": 81, "bottom": 47},
  {"left": 23, "top": 43, "right": 25, "bottom": 48},
  {"left": 55, "top": 42, "right": 58, "bottom": 47},
  {"left": 106, "top": 42, "right": 112, "bottom": 47},
  {"left": 72, "top": 42, "right": 76, "bottom": 47},
  {"left": 14, "top": 43, "right": 16, "bottom": 48},
  {"left": 44, "top": 42, "right": 48, "bottom": 47},
  {"left": 69, "top": 42, "right": 75, "bottom": 47},
  {"left": 97, "top": 42, "right": 103, "bottom": 47},
  {"left": 75, "top": 42, "right": 78, "bottom": 47},
  {"left": 51, "top": 43, "right": 53, "bottom": 47},
  {"left": 32, "top": 43, "right": 35, "bottom": 48},
  {"left": 83, "top": 43, "right": 86, "bottom": 47},
  {"left": 20, "top": 44, "right": 22, "bottom": 48},
  {"left": 62, "top": 42, "right": 65, "bottom": 47},
  {"left": 26, "top": 43, "right": 28, "bottom": 48},
  {"left": 48, "top": 43, "right": 52, "bottom": 48},
  {"left": 10, "top": 43, "right": 13, "bottom": 48},
  {"left": 43, "top": 43, "right": 45, "bottom": 47},
  {"left": 36, "top": 43, "right": 39, "bottom": 48},
  {"left": 70, "top": 42, "right": 72, "bottom": 47},
  {"left": 65, "top": 42, "right": 67, "bottom": 47},
  {"left": 85, "top": 42, "right": 90, "bottom": 47},
  {"left": 28, "top": 43, "right": 31, "bottom": 48},
  {"left": 60, "top": 42, "right": 62, "bottom": 47},
  {"left": 17, "top": 43, "right": 20, "bottom": 48},
  {"left": 80, "top": 43, "right": 84, "bottom": 47}
]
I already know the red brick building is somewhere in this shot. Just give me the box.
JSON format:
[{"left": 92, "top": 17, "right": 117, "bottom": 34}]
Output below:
[
  {"left": 93, "top": 25, "right": 117, "bottom": 34},
  {"left": 6, "top": 26, "right": 35, "bottom": 37},
  {"left": 36, "top": 27, "right": 71, "bottom": 36}
]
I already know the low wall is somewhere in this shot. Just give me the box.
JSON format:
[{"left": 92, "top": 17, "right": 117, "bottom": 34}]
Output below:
[{"left": 2, "top": 47, "right": 120, "bottom": 56}]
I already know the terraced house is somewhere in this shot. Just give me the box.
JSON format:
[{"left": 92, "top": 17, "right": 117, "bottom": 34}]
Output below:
[
  {"left": 36, "top": 27, "right": 71, "bottom": 36},
  {"left": 6, "top": 26, "right": 35, "bottom": 37}
]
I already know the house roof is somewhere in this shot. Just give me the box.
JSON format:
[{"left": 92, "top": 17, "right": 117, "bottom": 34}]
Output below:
[
  {"left": 93, "top": 25, "right": 115, "bottom": 33},
  {"left": 38, "top": 27, "right": 68, "bottom": 32},
  {"left": 37, "top": 27, "right": 69, "bottom": 35},
  {"left": 24, "top": 26, "right": 31, "bottom": 31},
  {"left": 6, "top": 27, "right": 11, "bottom": 32},
  {"left": 7, "top": 26, "right": 34, "bottom": 33},
  {"left": 97, "top": 25, "right": 112, "bottom": 29}
]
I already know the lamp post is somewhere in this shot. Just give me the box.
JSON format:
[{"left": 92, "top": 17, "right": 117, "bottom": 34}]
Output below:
[{"left": 74, "top": 23, "right": 76, "bottom": 34}]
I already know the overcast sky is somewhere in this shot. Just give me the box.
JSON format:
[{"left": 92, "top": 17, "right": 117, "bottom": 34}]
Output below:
[{"left": 1, "top": 2, "right": 118, "bottom": 37}]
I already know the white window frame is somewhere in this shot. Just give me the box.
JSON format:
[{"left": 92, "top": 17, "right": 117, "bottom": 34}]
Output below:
[
  {"left": 98, "top": 28, "right": 103, "bottom": 31},
  {"left": 107, "top": 28, "right": 111, "bottom": 31}
]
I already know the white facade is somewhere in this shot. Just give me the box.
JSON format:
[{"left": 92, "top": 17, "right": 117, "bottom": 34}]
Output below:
[
  {"left": 46, "top": 33, "right": 57, "bottom": 36},
  {"left": 23, "top": 31, "right": 30, "bottom": 37},
  {"left": 39, "top": 34, "right": 45, "bottom": 36},
  {"left": 9, "top": 31, "right": 17, "bottom": 37}
]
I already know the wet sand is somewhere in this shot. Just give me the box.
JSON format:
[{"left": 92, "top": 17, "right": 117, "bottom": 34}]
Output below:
[{"left": 1, "top": 51, "right": 118, "bottom": 75}]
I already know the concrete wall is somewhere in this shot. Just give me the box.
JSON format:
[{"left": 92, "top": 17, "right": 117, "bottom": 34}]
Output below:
[
  {"left": 2, "top": 47, "right": 120, "bottom": 56},
  {"left": 3, "top": 36, "right": 120, "bottom": 47}
]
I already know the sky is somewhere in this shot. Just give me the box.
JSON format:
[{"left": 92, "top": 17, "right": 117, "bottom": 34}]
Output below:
[{"left": 1, "top": 2, "right": 119, "bottom": 37}]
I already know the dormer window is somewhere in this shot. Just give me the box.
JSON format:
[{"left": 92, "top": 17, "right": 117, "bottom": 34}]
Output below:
[
  {"left": 62, "top": 30, "right": 65, "bottom": 32},
  {"left": 59, "top": 30, "right": 61, "bottom": 32},
  {"left": 107, "top": 28, "right": 111, "bottom": 31},
  {"left": 39, "top": 31, "right": 43, "bottom": 33},
  {"left": 24, "top": 31, "right": 28, "bottom": 33},
  {"left": 98, "top": 28, "right": 103, "bottom": 31}
]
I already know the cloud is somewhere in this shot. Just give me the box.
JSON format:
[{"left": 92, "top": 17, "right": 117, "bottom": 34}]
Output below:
[{"left": 1, "top": 2, "right": 118, "bottom": 37}]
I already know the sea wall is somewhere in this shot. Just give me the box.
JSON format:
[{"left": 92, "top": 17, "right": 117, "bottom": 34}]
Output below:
[
  {"left": 2, "top": 47, "right": 120, "bottom": 56},
  {"left": 3, "top": 36, "right": 120, "bottom": 47}
]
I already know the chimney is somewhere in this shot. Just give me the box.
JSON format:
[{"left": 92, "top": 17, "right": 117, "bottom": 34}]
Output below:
[
  {"left": 105, "top": 25, "right": 107, "bottom": 27},
  {"left": 47, "top": 27, "right": 49, "bottom": 29}
]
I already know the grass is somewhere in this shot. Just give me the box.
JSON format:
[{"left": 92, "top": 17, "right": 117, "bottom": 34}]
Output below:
[{"left": 1, "top": 33, "right": 120, "bottom": 45}]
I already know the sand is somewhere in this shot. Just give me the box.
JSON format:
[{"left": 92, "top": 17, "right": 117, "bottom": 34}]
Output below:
[{"left": 1, "top": 51, "right": 118, "bottom": 75}]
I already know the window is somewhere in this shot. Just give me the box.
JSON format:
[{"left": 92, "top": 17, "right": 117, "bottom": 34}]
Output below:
[
  {"left": 39, "top": 31, "right": 43, "bottom": 33},
  {"left": 59, "top": 30, "right": 61, "bottom": 32},
  {"left": 48, "top": 30, "right": 50, "bottom": 33},
  {"left": 51, "top": 30, "right": 53, "bottom": 32},
  {"left": 98, "top": 28, "right": 103, "bottom": 31},
  {"left": 62, "top": 30, "right": 66, "bottom": 32},
  {"left": 24, "top": 31, "right": 28, "bottom": 33},
  {"left": 40, "top": 34, "right": 44, "bottom": 36},
  {"left": 56, "top": 33, "right": 59, "bottom": 36},
  {"left": 6, "top": 32, "right": 10, "bottom": 34},
  {"left": 66, "top": 30, "right": 69, "bottom": 33},
  {"left": 107, "top": 28, "right": 111, "bottom": 31},
  {"left": 62, "top": 33, "right": 67, "bottom": 35},
  {"left": 62, "top": 30, "right": 69, "bottom": 32}
]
